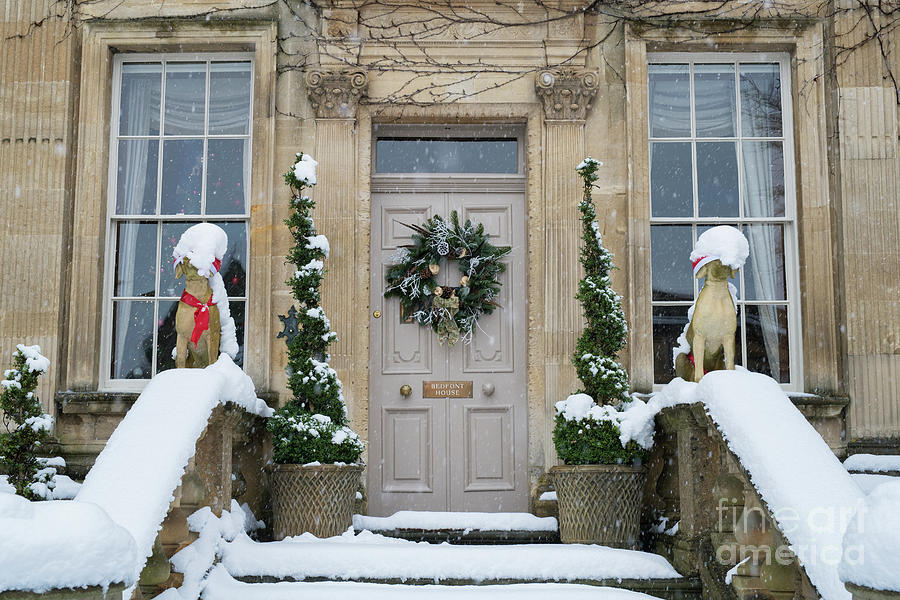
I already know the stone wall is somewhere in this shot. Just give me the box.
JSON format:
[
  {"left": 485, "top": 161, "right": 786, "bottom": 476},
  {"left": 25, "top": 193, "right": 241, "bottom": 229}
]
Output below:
[{"left": 0, "top": 1, "right": 898, "bottom": 495}]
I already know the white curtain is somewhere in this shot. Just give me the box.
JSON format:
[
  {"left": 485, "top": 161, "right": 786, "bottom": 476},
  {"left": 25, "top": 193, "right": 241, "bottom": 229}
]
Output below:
[
  {"left": 742, "top": 141, "right": 782, "bottom": 378},
  {"left": 114, "top": 70, "right": 156, "bottom": 377},
  {"left": 693, "top": 66, "right": 737, "bottom": 137},
  {"left": 649, "top": 65, "right": 691, "bottom": 137}
]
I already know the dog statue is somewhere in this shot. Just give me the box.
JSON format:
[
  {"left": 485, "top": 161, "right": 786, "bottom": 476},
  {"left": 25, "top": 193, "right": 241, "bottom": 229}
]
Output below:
[
  {"left": 675, "top": 258, "right": 738, "bottom": 383},
  {"left": 174, "top": 257, "right": 221, "bottom": 369}
]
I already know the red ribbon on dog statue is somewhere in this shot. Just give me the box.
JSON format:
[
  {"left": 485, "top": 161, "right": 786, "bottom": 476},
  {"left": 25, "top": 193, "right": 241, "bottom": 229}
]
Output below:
[
  {"left": 175, "top": 258, "right": 221, "bottom": 345},
  {"left": 179, "top": 290, "right": 217, "bottom": 345}
]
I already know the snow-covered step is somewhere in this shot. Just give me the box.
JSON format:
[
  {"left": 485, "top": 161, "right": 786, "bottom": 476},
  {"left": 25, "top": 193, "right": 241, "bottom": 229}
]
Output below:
[
  {"left": 844, "top": 453, "right": 900, "bottom": 476},
  {"left": 205, "top": 565, "right": 673, "bottom": 600},
  {"left": 221, "top": 530, "right": 693, "bottom": 597},
  {"left": 353, "top": 511, "right": 559, "bottom": 544}
]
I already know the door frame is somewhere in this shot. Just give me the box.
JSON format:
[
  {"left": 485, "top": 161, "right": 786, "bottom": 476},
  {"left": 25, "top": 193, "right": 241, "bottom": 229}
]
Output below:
[{"left": 368, "top": 122, "right": 529, "bottom": 514}]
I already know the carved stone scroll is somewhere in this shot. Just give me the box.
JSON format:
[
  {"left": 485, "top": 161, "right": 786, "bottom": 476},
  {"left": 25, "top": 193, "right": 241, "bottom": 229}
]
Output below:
[
  {"left": 534, "top": 68, "right": 600, "bottom": 121},
  {"left": 306, "top": 69, "right": 368, "bottom": 119}
]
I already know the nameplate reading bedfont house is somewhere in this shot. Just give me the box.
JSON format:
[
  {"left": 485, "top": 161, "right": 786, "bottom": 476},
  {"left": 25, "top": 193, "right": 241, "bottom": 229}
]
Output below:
[{"left": 423, "top": 381, "right": 474, "bottom": 398}]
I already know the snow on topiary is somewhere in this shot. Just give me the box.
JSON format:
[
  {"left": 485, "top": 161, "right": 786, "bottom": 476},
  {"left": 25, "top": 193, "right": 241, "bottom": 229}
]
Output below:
[
  {"left": 267, "top": 153, "right": 364, "bottom": 465},
  {"left": 571, "top": 158, "right": 629, "bottom": 404},
  {"left": 551, "top": 159, "right": 638, "bottom": 466},
  {"left": 552, "top": 394, "right": 647, "bottom": 465},
  {"left": 0, "top": 345, "right": 59, "bottom": 500}
]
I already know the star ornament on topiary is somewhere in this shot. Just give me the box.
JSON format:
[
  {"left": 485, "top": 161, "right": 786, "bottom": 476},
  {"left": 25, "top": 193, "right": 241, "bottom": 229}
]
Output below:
[{"left": 277, "top": 306, "right": 300, "bottom": 345}]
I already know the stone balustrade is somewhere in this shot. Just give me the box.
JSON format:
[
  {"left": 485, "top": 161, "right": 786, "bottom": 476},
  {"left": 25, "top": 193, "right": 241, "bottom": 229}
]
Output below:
[
  {"left": 138, "top": 404, "right": 269, "bottom": 597},
  {"left": 6, "top": 400, "right": 270, "bottom": 600},
  {"left": 644, "top": 402, "right": 827, "bottom": 600}
]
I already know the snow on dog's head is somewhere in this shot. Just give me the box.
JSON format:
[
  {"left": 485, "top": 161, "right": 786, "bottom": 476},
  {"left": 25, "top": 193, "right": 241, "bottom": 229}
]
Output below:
[
  {"left": 690, "top": 225, "right": 749, "bottom": 277},
  {"left": 173, "top": 223, "right": 228, "bottom": 278}
]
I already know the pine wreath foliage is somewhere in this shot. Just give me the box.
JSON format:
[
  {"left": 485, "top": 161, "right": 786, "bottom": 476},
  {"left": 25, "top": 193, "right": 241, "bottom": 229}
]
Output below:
[
  {"left": 267, "top": 154, "right": 363, "bottom": 465},
  {"left": 572, "top": 159, "right": 629, "bottom": 404},
  {"left": 384, "top": 210, "right": 509, "bottom": 341}
]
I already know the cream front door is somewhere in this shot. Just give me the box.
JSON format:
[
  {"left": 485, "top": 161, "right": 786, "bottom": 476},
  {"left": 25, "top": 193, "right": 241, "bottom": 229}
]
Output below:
[{"left": 369, "top": 189, "right": 527, "bottom": 515}]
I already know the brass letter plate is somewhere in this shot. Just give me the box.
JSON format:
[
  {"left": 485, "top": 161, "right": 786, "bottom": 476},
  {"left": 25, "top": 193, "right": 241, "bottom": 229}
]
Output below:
[{"left": 423, "top": 381, "right": 473, "bottom": 398}]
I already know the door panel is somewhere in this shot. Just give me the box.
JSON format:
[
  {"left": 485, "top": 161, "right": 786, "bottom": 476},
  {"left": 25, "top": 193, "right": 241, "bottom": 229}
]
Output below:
[
  {"left": 462, "top": 405, "right": 515, "bottom": 492},
  {"left": 382, "top": 407, "right": 434, "bottom": 492},
  {"left": 382, "top": 206, "right": 432, "bottom": 248},
  {"left": 382, "top": 265, "right": 433, "bottom": 374},
  {"left": 370, "top": 189, "right": 526, "bottom": 515},
  {"left": 464, "top": 267, "right": 514, "bottom": 372}
]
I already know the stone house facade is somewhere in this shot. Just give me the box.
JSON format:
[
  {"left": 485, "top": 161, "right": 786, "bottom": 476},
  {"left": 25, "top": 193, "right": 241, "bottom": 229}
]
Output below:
[{"left": 0, "top": 0, "right": 898, "bottom": 511}]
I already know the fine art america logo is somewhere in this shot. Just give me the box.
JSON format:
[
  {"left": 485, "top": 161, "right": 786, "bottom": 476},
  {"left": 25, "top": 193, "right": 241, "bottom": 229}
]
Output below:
[{"left": 714, "top": 498, "right": 866, "bottom": 568}]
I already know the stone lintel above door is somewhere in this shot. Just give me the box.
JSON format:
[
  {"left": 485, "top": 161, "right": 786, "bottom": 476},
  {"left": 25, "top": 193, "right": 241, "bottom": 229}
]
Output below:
[
  {"left": 306, "top": 68, "right": 369, "bottom": 119},
  {"left": 534, "top": 68, "right": 600, "bottom": 122}
]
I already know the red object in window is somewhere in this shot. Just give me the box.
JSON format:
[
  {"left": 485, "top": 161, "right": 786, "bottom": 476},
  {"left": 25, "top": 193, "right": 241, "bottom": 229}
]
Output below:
[{"left": 180, "top": 290, "right": 216, "bottom": 345}]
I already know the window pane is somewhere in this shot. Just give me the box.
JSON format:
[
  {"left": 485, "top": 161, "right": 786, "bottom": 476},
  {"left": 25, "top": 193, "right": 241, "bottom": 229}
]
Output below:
[
  {"left": 116, "top": 139, "right": 159, "bottom": 215},
  {"left": 119, "top": 63, "right": 161, "bottom": 136},
  {"left": 212, "top": 221, "right": 248, "bottom": 297},
  {"left": 156, "top": 299, "right": 178, "bottom": 374},
  {"left": 209, "top": 62, "right": 251, "bottom": 135},
  {"left": 694, "top": 64, "right": 736, "bottom": 138},
  {"left": 649, "top": 64, "right": 690, "bottom": 138},
  {"left": 651, "top": 142, "right": 693, "bottom": 217},
  {"left": 746, "top": 304, "right": 790, "bottom": 383},
  {"left": 161, "top": 139, "right": 203, "bottom": 214},
  {"left": 653, "top": 305, "right": 690, "bottom": 384},
  {"left": 160, "top": 221, "right": 200, "bottom": 297},
  {"left": 744, "top": 224, "right": 786, "bottom": 301},
  {"left": 115, "top": 222, "right": 157, "bottom": 297},
  {"left": 651, "top": 225, "right": 693, "bottom": 301},
  {"left": 697, "top": 141, "right": 739, "bottom": 217},
  {"left": 206, "top": 139, "right": 248, "bottom": 215},
  {"left": 111, "top": 300, "right": 154, "bottom": 379},
  {"left": 231, "top": 300, "right": 246, "bottom": 368},
  {"left": 741, "top": 63, "right": 782, "bottom": 137},
  {"left": 164, "top": 62, "right": 206, "bottom": 135},
  {"left": 375, "top": 139, "right": 517, "bottom": 173},
  {"left": 742, "top": 141, "right": 785, "bottom": 217}
]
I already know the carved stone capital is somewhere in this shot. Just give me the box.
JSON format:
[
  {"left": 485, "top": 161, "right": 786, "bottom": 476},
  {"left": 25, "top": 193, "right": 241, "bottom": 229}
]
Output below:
[
  {"left": 534, "top": 68, "right": 600, "bottom": 121},
  {"left": 306, "top": 69, "right": 368, "bottom": 119}
]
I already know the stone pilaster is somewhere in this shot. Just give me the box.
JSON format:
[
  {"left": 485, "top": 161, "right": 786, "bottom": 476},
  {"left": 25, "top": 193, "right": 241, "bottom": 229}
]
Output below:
[
  {"left": 306, "top": 69, "right": 367, "bottom": 421},
  {"left": 535, "top": 69, "right": 599, "bottom": 464}
]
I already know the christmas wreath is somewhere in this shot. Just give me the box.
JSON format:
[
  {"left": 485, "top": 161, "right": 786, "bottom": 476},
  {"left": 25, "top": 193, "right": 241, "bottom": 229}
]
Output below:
[{"left": 384, "top": 211, "right": 510, "bottom": 346}]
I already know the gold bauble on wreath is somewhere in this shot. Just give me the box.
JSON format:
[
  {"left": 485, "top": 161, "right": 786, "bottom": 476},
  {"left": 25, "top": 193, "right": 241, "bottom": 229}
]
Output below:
[
  {"left": 460, "top": 275, "right": 470, "bottom": 287},
  {"left": 429, "top": 263, "right": 440, "bottom": 275}
]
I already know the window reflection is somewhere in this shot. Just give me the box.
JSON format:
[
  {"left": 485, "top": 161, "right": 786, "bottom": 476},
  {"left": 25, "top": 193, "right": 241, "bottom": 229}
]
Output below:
[
  {"left": 110, "top": 57, "right": 252, "bottom": 382},
  {"left": 648, "top": 59, "right": 794, "bottom": 385},
  {"left": 375, "top": 138, "right": 517, "bottom": 174}
]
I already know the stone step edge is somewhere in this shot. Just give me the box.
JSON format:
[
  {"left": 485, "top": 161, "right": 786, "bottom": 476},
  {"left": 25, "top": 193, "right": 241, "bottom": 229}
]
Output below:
[
  {"left": 353, "top": 528, "right": 560, "bottom": 545},
  {"left": 234, "top": 575, "right": 700, "bottom": 600}
]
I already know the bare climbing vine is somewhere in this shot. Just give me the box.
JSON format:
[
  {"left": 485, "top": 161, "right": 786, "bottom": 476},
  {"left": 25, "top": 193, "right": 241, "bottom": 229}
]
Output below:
[{"left": 6, "top": 0, "right": 900, "bottom": 105}]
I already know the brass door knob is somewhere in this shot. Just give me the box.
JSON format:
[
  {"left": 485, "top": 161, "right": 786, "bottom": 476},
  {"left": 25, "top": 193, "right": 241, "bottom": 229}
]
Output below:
[
  {"left": 373, "top": 310, "right": 382, "bottom": 319},
  {"left": 400, "top": 384, "right": 412, "bottom": 397}
]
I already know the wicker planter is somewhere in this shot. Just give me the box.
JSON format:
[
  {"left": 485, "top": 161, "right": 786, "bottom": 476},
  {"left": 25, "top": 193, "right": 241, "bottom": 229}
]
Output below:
[
  {"left": 268, "top": 463, "right": 363, "bottom": 539},
  {"left": 550, "top": 464, "right": 647, "bottom": 547}
]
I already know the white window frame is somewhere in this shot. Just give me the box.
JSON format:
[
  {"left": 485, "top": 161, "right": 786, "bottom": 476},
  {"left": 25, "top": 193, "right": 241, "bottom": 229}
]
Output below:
[
  {"left": 647, "top": 52, "right": 803, "bottom": 390},
  {"left": 100, "top": 52, "right": 254, "bottom": 391}
]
